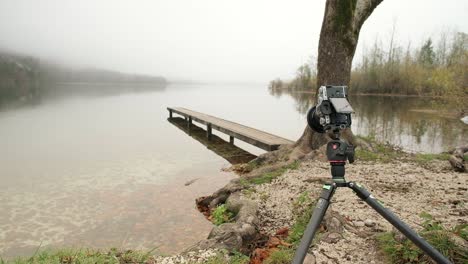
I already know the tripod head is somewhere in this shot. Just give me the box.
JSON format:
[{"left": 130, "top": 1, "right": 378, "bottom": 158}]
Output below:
[{"left": 326, "top": 137, "right": 355, "bottom": 186}]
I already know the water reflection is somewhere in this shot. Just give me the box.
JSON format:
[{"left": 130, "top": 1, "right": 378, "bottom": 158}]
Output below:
[
  {"left": 41, "top": 82, "right": 167, "bottom": 101},
  {"left": 168, "top": 117, "right": 256, "bottom": 164},
  {"left": 269, "top": 88, "right": 468, "bottom": 153},
  {"left": 1, "top": 82, "right": 167, "bottom": 111}
]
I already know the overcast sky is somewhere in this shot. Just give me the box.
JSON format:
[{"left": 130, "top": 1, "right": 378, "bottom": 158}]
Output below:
[{"left": 0, "top": 0, "right": 467, "bottom": 83}]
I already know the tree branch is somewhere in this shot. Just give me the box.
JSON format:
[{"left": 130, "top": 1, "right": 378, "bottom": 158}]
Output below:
[{"left": 353, "top": 0, "right": 384, "bottom": 31}]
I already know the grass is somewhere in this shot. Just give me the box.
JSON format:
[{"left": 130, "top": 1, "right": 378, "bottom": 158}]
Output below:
[
  {"left": 288, "top": 192, "right": 315, "bottom": 245},
  {"left": 212, "top": 204, "right": 234, "bottom": 226},
  {"left": 414, "top": 153, "right": 452, "bottom": 164},
  {"left": 241, "top": 161, "right": 300, "bottom": 186},
  {"left": 263, "top": 248, "right": 295, "bottom": 264},
  {"left": 376, "top": 212, "right": 468, "bottom": 264},
  {"left": 355, "top": 135, "right": 400, "bottom": 162},
  {"left": 261, "top": 192, "right": 316, "bottom": 264},
  {"left": 1, "top": 248, "right": 157, "bottom": 264}
]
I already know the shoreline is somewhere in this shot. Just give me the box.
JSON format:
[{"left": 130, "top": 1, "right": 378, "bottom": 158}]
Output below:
[{"left": 277, "top": 89, "right": 468, "bottom": 99}]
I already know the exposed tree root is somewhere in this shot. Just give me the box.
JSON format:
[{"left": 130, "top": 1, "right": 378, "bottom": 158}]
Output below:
[
  {"left": 190, "top": 192, "right": 260, "bottom": 254},
  {"left": 244, "top": 127, "right": 367, "bottom": 178},
  {"left": 449, "top": 144, "right": 468, "bottom": 172}
]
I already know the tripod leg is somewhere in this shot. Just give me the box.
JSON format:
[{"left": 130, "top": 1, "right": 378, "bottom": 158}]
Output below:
[
  {"left": 292, "top": 183, "right": 336, "bottom": 264},
  {"left": 348, "top": 182, "right": 452, "bottom": 264}
]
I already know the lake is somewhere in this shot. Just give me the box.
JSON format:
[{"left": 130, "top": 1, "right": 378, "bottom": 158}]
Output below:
[{"left": 0, "top": 83, "right": 466, "bottom": 258}]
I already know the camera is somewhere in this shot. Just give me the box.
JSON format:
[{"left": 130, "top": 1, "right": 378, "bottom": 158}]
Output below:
[{"left": 307, "top": 85, "right": 354, "bottom": 133}]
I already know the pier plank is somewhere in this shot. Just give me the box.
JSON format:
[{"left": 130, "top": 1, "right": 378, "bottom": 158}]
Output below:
[{"left": 167, "top": 107, "right": 294, "bottom": 151}]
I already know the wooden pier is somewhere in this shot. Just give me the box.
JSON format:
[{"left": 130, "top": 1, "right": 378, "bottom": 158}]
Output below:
[{"left": 167, "top": 107, "right": 294, "bottom": 151}]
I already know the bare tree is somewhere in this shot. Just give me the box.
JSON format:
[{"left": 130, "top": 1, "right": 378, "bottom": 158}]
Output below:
[{"left": 286, "top": 0, "right": 384, "bottom": 161}]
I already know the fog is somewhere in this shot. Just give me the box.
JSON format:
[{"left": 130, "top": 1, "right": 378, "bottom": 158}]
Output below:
[{"left": 1, "top": 0, "right": 467, "bottom": 83}]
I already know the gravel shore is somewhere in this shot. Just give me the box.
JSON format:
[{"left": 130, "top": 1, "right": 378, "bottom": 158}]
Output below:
[
  {"left": 243, "top": 159, "right": 467, "bottom": 263},
  {"left": 156, "top": 158, "right": 467, "bottom": 263}
]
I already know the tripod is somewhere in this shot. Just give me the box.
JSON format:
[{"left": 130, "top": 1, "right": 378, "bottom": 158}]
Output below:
[{"left": 292, "top": 137, "right": 452, "bottom": 264}]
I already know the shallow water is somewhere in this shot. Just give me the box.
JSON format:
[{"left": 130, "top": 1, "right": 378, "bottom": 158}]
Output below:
[{"left": 0, "top": 83, "right": 466, "bottom": 258}]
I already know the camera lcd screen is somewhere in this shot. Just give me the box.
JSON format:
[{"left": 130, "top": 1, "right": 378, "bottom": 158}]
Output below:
[{"left": 329, "top": 98, "right": 354, "bottom": 113}]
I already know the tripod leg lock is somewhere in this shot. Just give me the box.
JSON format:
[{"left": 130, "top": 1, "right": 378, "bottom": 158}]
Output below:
[
  {"left": 348, "top": 182, "right": 371, "bottom": 200},
  {"left": 320, "top": 184, "right": 335, "bottom": 200}
]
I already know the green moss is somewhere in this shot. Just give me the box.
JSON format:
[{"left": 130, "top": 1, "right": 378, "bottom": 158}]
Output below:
[
  {"left": 2, "top": 248, "right": 157, "bottom": 264},
  {"left": 204, "top": 254, "right": 227, "bottom": 264},
  {"left": 241, "top": 188, "right": 256, "bottom": 198},
  {"left": 376, "top": 212, "right": 468, "bottom": 264},
  {"left": 334, "top": 0, "right": 358, "bottom": 34},
  {"left": 245, "top": 159, "right": 261, "bottom": 171},
  {"left": 228, "top": 251, "right": 250, "bottom": 264},
  {"left": 212, "top": 204, "right": 234, "bottom": 226},
  {"left": 204, "top": 251, "right": 249, "bottom": 264}
]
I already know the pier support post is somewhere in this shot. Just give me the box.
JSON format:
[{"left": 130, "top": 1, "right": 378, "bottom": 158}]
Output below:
[
  {"left": 230, "top": 136, "right": 234, "bottom": 144},
  {"left": 207, "top": 123, "right": 212, "bottom": 140},
  {"left": 187, "top": 117, "right": 192, "bottom": 129}
]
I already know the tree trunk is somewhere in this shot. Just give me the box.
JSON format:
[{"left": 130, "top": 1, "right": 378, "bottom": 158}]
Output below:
[{"left": 294, "top": 0, "right": 383, "bottom": 154}]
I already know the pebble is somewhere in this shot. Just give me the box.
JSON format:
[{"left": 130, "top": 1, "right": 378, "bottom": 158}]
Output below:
[
  {"left": 304, "top": 253, "right": 316, "bottom": 264},
  {"left": 364, "top": 219, "right": 376, "bottom": 227}
]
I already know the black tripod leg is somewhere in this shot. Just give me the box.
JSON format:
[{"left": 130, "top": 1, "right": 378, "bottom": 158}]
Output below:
[
  {"left": 348, "top": 181, "right": 452, "bottom": 264},
  {"left": 292, "top": 183, "right": 336, "bottom": 264}
]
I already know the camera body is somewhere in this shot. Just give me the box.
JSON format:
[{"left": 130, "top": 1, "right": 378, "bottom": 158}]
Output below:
[{"left": 307, "top": 85, "right": 354, "bottom": 133}]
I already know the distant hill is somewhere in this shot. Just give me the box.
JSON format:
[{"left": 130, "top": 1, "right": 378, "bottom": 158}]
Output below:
[
  {"left": 0, "top": 50, "right": 167, "bottom": 105},
  {"left": 42, "top": 63, "right": 167, "bottom": 85}
]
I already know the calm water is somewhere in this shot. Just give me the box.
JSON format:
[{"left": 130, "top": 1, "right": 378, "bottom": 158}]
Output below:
[{"left": 0, "top": 83, "right": 466, "bottom": 258}]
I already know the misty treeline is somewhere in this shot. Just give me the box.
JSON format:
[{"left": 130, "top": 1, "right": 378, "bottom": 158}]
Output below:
[
  {"left": 269, "top": 30, "right": 467, "bottom": 113},
  {"left": 0, "top": 52, "right": 41, "bottom": 103},
  {"left": 0, "top": 50, "right": 167, "bottom": 105}
]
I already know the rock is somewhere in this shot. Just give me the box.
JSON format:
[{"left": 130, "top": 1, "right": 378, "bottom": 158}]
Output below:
[
  {"left": 393, "top": 228, "right": 406, "bottom": 243},
  {"left": 354, "top": 221, "right": 365, "bottom": 227},
  {"left": 304, "top": 253, "right": 316, "bottom": 264},
  {"left": 364, "top": 219, "right": 375, "bottom": 227},
  {"left": 326, "top": 216, "right": 343, "bottom": 232},
  {"left": 196, "top": 179, "right": 243, "bottom": 210},
  {"left": 184, "top": 178, "right": 199, "bottom": 186},
  {"left": 322, "top": 232, "right": 342, "bottom": 243}
]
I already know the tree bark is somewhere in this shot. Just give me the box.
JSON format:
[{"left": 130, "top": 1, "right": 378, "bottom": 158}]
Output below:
[{"left": 294, "top": 0, "right": 383, "bottom": 154}]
